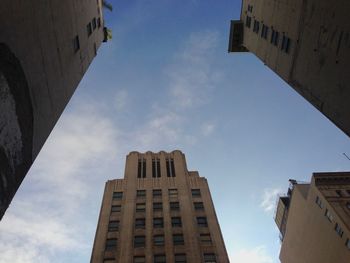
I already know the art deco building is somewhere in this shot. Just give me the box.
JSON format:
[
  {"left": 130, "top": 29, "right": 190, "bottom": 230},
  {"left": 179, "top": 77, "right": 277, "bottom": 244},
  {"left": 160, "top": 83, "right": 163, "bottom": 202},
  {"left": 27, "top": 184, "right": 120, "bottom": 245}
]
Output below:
[
  {"left": 0, "top": 0, "right": 108, "bottom": 219},
  {"left": 91, "top": 150, "right": 229, "bottom": 263},
  {"left": 275, "top": 172, "right": 350, "bottom": 263},
  {"left": 228, "top": 0, "right": 350, "bottom": 137}
]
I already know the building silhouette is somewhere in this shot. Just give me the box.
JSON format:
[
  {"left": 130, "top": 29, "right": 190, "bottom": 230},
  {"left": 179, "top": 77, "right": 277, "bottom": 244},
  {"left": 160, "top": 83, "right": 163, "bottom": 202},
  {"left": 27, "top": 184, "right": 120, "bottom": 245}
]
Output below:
[
  {"left": 275, "top": 172, "right": 350, "bottom": 263},
  {"left": 0, "top": 0, "right": 108, "bottom": 219},
  {"left": 91, "top": 150, "right": 229, "bottom": 263},
  {"left": 228, "top": 0, "right": 350, "bottom": 137}
]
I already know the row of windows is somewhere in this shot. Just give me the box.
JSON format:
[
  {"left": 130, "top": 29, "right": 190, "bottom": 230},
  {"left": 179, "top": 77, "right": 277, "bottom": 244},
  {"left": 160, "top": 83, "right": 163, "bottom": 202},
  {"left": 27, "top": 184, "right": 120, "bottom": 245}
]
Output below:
[
  {"left": 245, "top": 16, "right": 291, "bottom": 53},
  {"left": 113, "top": 189, "right": 202, "bottom": 201},
  {"left": 73, "top": 16, "right": 101, "bottom": 53},
  {"left": 137, "top": 158, "right": 176, "bottom": 178},
  {"left": 335, "top": 189, "right": 350, "bottom": 197},
  {"left": 315, "top": 196, "right": 350, "bottom": 250},
  {"left": 104, "top": 253, "right": 217, "bottom": 263}
]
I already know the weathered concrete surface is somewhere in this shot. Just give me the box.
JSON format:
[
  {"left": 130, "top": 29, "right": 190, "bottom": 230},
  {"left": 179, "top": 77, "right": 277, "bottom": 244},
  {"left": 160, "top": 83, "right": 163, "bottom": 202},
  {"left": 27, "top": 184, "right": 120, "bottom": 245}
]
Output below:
[{"left": 0, "top": 0, "right": 105, "bottom": 219}]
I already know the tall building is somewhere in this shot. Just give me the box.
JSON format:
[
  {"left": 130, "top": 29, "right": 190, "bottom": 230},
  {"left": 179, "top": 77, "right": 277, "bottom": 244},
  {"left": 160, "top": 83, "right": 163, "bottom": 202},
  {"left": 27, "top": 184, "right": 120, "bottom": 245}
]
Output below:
[
  {"left": 90, "top": 150, "right": 229, "bottom": 263},
  {"left": 228, "top": 0, "right": 350, "bottom": 137},
  {"left": 0, "top": 0, "right": 108, "bottom": 219},
  {"left": 275, "top": 172, "right": 350, "bottom": 263}
]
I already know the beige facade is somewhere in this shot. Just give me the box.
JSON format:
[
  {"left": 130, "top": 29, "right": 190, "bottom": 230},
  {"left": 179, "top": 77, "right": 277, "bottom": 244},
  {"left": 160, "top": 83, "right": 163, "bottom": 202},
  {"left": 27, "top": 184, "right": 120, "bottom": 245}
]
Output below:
[
  {"left": 275, "top": 172, "right": 350, "bottom": 263},
  {"left": 91, "top": 150, "right": 229, "bottom": 263},
  {"left": 228, "top": 0, "right": 350, "bottom": 137},
  {"left": 0, "top": 0, "right": 106, "bottom": 219}
]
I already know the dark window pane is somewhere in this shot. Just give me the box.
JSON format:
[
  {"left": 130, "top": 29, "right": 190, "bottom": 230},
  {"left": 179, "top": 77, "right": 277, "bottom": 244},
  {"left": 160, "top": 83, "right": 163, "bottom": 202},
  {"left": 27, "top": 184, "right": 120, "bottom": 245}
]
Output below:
[
  {"left": 152, "top": 159, "right": 156, "bottom": 178},
  {"left": 154, "top": 235, "right": 165, "bottom": 246},
  {"left": 166, "top": 159, "right": 171, "bottom": 177},
  {"left": 170, "top": 159, "right": 175, "bottom": 177},
  {"left": 200, "top": 234, "right": 212, "bottom": 245},
  {"left": 111, "top": 205, "right": 121, "bottom": 212},
  {"left": 134, "top": 256, "right": 146, "bottom": 263},
  {"left": 197, "top": 217, "right": 208, "bottom": 227},
  {"left": 170, "top": 202, "right": 180, "bottom": 211},
  {"left": 153, "top": 217, "right": 164, "bottom": 228},
  {"left": 134, "top": 236, "right": 145, "bottom": 248},
  {"left": 105, "top": 238, "right": 117, "bottom": 251},
  {"left": 171, "top": 217, "right": 182, "bottom": 227},
  {"left": 173, "top": 234, "right": 184, "bottom": 245},
  {"left": 204, "top": 253, "right": 216, "bottom": 262},
  {"left": 153, "top": 202, "right": 163, "bottom": 211},
  {"left": 175, "top": 254, "right": 186, "bottom": 263},
  {"left": 136, "top": 203, "right": 146, "bottom": 212},
  {"left": 92, "top": 17, "right": 97, "bottom": 29},
  {"left": 153, "top": 189, "right": 162, "bottom": 197},
  {"left": 154, "top": 255, "right": 166, "bottom": 263},
  {"left": 108, "top": 220, "right": 119, "bottom": 232},
  {"left": 87, "top": 22, "right": 92, "bottom": 36},
  {"left": 191, "top": 189, "right": 201, "bottom": 197},
  {"left": 194, "top": 202, "right": 204, "bottom": 210},
  {"left": 113, "top": 192, "right": 123, "bottom": 200},
  {"left": 137, "top": 190, "right": 146, "bottom": 197},
  {"left": 169, "top": 189, "right": 178, "bottom": 198},
  {"left": 138, "top": 160, "right": 142, "bottom": 178},
  {"left": 135, "top": 218, "right": 145, "bottom": 229},
  {"left": 142, "top": 160, "right": 146, "bottom": 178},
  {"left": 157, "top": 158, "right": 161, "bottom": 178},
  {"left": 73, "top": 35, "right": 80, "bottom": 52}
]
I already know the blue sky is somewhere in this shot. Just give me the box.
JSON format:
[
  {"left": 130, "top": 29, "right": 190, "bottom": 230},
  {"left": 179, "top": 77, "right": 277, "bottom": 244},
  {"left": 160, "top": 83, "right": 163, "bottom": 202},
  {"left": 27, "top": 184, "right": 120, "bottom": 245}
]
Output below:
[{"left": 1, "top": 1, "right": 350, "bottom": 262}]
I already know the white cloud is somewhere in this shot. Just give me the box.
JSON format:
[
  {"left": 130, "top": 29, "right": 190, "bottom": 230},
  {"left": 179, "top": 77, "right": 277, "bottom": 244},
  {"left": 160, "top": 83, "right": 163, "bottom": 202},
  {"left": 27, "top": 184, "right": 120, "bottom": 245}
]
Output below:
[
  {"left": 260, "top": 188, "right": 283, "bottom": 213},
  {"left": 230, "top": 246, "right": 274, "bottom": 263},
  {"left": 0, "top": 100, "right": 119, "bottom": 263},
  {"left": 201, "top": 122, "right": 215, "bottom": 136},
  {"left": 166, "top": 31, "right": 221, "bottom": 109},
  {"left": 114, "top": 89, "right": 129, "bottom": 110}
]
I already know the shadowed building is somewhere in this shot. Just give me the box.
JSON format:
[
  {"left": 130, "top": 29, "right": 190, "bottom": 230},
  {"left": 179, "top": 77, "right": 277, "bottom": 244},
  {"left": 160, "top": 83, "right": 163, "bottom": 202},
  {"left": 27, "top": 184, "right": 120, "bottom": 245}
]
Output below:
[
  {"left": 275, "top": 172, "right": 350, "bottom": 263},
  {"left": 228, "top": 0, "right": 350, "bottom": 137},
  {"left": 0, "top": 0, "right": 108, "bottom": 219},
  {"left": 91, "top": 150, "right": 229, "bottom": 263}
]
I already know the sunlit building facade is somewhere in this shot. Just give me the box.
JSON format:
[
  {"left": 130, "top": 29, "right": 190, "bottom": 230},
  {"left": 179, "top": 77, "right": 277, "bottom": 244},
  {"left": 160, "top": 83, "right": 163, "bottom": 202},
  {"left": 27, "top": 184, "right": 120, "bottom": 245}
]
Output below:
[
  {"left": 228, "top": 0, "right": 350, "bottom": 137},
  {"left": 91, "top": 150, "right": 229, "bottom": 263},
  {"left": 275, "top": 172, "right": 350, "bottom": 263}
]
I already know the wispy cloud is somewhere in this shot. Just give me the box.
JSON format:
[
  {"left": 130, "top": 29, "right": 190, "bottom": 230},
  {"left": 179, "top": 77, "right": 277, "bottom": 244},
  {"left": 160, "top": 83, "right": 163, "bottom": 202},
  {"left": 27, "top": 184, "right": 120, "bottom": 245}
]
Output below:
[
  {"left": 230, "top": 246, "right": 274, "bottom": 263},
  {"left": 0, "top": 100, "right": 119, "bottom": 263},
  {"left": 260, "top": 188, "right": 283, "bottom": 213}
]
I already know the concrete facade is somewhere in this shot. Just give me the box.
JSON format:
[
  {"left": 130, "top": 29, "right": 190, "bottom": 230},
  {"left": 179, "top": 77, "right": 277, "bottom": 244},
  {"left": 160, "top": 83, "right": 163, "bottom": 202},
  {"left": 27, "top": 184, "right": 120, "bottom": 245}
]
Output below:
[
  {"left": 91, "top": 150, "right": 229, "bottom": 263},
  {"left": 228, "top": 0, "right": 350, "bottom": 137},
  {"left": 275, "top": 172, "right": 350, "bottom": 263},
  {"left": 0, "top": 0, "right": 106, "bottom": 219}
]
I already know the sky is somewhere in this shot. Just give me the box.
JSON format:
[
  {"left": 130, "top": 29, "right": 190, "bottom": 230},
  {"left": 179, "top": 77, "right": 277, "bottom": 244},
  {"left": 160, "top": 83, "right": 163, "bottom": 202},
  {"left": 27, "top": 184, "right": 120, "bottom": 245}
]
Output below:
[{"left": 1, "top": 1, "right": 350, "bottom": 262}]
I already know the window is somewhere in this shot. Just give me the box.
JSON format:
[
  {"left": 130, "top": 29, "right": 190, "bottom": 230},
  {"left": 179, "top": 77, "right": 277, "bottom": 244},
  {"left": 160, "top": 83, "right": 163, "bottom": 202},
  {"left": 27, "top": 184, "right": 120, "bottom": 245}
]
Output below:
[
  {"left": 92, "top": 18, "right": 97, "bottom": 30},
  {"left": 166, "top": 158, "right": 176, "bottom": 177},
  {"left": 347, "top": 202, "right": 350, "bottom": 210},
  {"left": 134, "top": 256, "right": 146, "bottom": 263},
  {"left": 281, "top": 35, "right": 291, "bottom": 53},
  {"left": 73, "top": 35, "right": 80, "bottom": 52},
  {"left": 153, "top": 202, "right": 163, "bottom": 211},
  {"left": 191, "top": 189, "right": 201, "bottom": 197},
  {"left": 200, "top": 234, "right": 212, "bottom": 245},
  {"left": 245, "top": 16, "right": 252, "bottom": 28},
  {"left": 253, "top": 20, "right": 260, "bottom": 33},
  {"left": 135, "top": 218, "right": 145, "bottom": 229},
  {"left": 97, "top": 17, "right": 101, "bottom": 28},
  {"left": 346, "top": 239, "right": 350, "bottom": 249},
  {"left": 170, "top": 202, "right": 180, "bottom": 211},
  {"left": 335, "top": 190, "right": 343, "bottom": 197},
  {"left": 315, "top": 196, "right": 323, "bottom": 208},
  {"left": 104, "top": 258, "right": 115, "bottom": 263},
  {"left": 105, "top": 238, "right": 117, "bottom": 251},
  {"left": 173, "top": 234, "right": 184, "bottom": 245},
  {"left": 325, "top": 209, "right": 333, "bottom": 222},
  {"left": 271, "top": 30, "right": 279, "bottom": 46},
  {"left": 204, "top": 253, "right": 216, "bottom": 262},
  {"left": 335, "top": 223, "right": 344, "bottom": 237},
  {"left": 111, "top": 205, "right": 121, "bottom": 213},
  {"left": 169, "top": 189, "right": 178, "bottom": 198},
  {"left": 87, "top": 22, "right": 92, "bottom": 36},
  {"left": 194, "top": 202, "right": 204, "bottom": 210},
  {"left": 154, "top": 255, "right": 166, "bottom": 263},
  {"left": 247, "top": 5, "right": 253, "bottom": 12},
  {"left": 175, "top": 253, "right": 186, "bottom": 263},
  {"left": 261, "top": 25, "right": 269, "bottom": 39},
  {"left": 154, "top": 235, "right": 165, "bottom": 246},
  {"left": 153, "top": 217, "right": 164, "bottom": 228},
  {"left": 172, "top": 217, "right": 182, "bottom": 227},
  {"left": 134, "top": 236, "right": 145, "bottom": 248},
  {"left": 152, "top": 158, "right": 161, "bottom": 178},
  {"left": 108, "top": 220, "right": 119, "bottom": 232},
  {"left": 153, "top": 189, "right": 162, "bottom": 198},
  {"left": 137, "top": 190, "right": 146, "bottom": 198},
  {"left": 113, "top": 192, "right": 123, "bottom": 200},
  {"left": 137, "top": 159, "right": 146, "bottom": 178},
  {"left": 136, "top": 203, "right": 146, "bottom": 212},
  {"left": 197, "top": 217, "right": 208, "bottom": 227}
]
